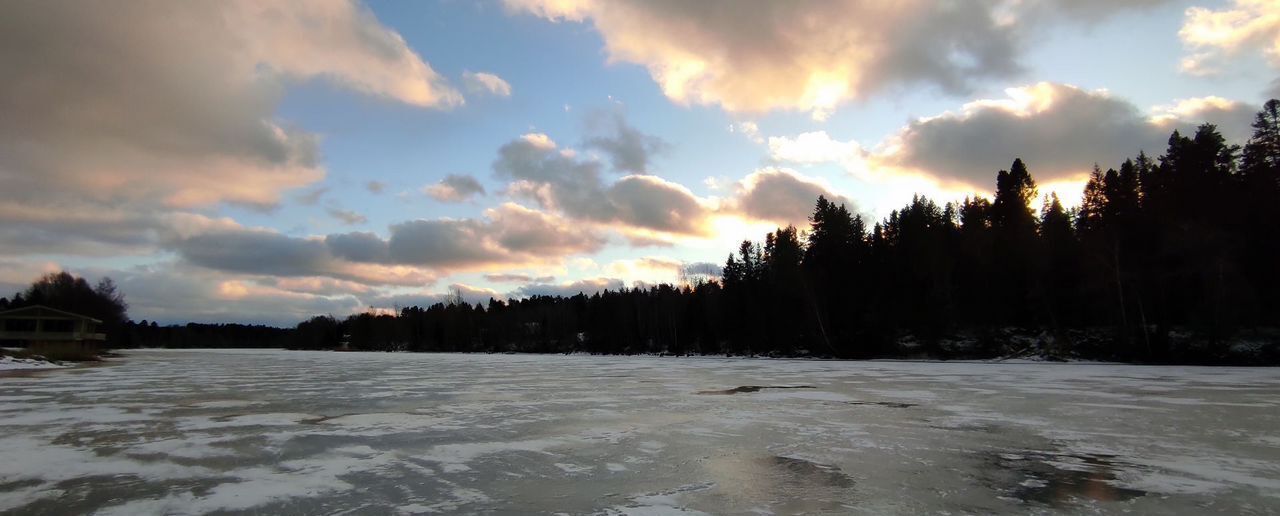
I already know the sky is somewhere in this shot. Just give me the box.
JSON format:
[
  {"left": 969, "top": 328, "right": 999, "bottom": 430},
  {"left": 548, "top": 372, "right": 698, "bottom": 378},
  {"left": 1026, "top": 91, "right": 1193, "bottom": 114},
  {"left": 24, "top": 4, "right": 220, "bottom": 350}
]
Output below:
[{"left": 2, "top": 0, "right": 1277, "bottom": 326}]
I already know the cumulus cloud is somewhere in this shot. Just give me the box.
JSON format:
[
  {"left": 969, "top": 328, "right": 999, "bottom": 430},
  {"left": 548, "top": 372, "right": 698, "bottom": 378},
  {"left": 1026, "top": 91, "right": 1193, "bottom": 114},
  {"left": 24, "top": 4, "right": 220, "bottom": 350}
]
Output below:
[
  {"left": 463, "top": 71, "right": 514, "bottom": 97},
  {"left": 494, "top": 124, "right": 862, "bottom": 233},
  {"left": 878, "top": 83, "right": 1258, "bottom": 188},
  {"left": 608, "top": 176, "right": 710, "bottom": 234},
  {"left": 505, "top": 0, "right": 1164, "bottom": 119},
  {"left": 768, "top": 131, "right": 867, "bottom": 171},
  {"left": 0, "top": 0, "right": 461, "bottom": 258},
  {"left": 425, "top": 174, "right": 487, "bottom": 202},
  {"left": 1180, "top": 0, "right": 1280, "bottom": 75},
  {"left": 381, "top": 206, "right": 606, "bottom": 270},
  {"left": 726, "top": 168, "right": 856, "bottom": 226},
  {"left": 1148, "top": 96, "right": 1257, "bottom": 141},
  {"left": 749, "top": 84, "right": 1258, "bottom": 194},
  {"left": 384, "top": 220, "right": 492, "bottom": 267},
  {"left": 385, "top": 204, "right": 603, "bottom": 269},
  {"left": 482, "top": 203, "right": 607, "bottom": 256},
  {"left": 494, "top": 132, "right": 712, "bottom": 235},
  {"left": 584, "top": 110, "right": 668, "bottom": 173},
  {"left": 170, "top": 203, "right": 602, "bottom": 285}
]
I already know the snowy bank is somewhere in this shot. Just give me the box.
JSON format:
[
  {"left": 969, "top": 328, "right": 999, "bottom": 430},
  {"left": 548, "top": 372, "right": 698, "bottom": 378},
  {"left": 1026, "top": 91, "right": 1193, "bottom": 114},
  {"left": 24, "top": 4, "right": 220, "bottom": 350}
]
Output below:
[{"left": 0, "top": 355, "right": 70, "bottom": 371}]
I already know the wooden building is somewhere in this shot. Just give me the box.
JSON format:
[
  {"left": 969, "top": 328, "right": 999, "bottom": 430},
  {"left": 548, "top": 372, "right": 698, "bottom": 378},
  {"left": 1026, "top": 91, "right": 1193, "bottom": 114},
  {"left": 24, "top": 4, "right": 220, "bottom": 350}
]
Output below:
[{"left": 0, "top": 305, "right": 106, "bottom": 354}]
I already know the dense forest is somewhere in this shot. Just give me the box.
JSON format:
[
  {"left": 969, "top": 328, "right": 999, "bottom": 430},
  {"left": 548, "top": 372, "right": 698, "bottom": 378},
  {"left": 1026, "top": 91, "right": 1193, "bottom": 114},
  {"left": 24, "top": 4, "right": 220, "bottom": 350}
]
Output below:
[
  {"left": 6, "top": 102, "right": 1280, "bottom": 364},
  {"left": 278, "top": 101, "right": 1280, "bottom": 364}
]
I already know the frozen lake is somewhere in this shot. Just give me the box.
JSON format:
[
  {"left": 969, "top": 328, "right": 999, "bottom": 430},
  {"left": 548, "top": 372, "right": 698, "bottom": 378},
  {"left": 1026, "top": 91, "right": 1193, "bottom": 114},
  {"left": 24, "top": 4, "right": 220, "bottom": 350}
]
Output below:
[{"left": 1, "top": 350, "right": 1278, "bottom": 514}]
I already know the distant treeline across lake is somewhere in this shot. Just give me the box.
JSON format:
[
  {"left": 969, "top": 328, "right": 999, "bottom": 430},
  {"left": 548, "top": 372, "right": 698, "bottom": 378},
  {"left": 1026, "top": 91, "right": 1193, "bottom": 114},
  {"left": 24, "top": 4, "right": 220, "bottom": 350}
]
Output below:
[{"left": 9, "top": 103, "right": 1280, "bottom": 365}]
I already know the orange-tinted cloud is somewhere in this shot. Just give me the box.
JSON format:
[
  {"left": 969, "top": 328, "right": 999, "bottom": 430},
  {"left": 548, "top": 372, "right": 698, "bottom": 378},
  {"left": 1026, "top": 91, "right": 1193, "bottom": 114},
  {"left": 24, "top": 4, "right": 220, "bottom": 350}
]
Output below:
[
  {"left": 724, "top": 168, "right": 856, "bottom": 227},
  {"left": 1180, "top": 0, "right": 1280, "bottom": 75},
  {"left": 505, "top": 0, "right": 1168, "bottom": 119},
  {"left": 0, "top": 0, "right": 461, "bottom": 257},
  {"left": 494, "top": 132, "right": 714, "bottom": 236},
  {"left": 877, "top": 83, "right": 1257, "bottom": 189}
]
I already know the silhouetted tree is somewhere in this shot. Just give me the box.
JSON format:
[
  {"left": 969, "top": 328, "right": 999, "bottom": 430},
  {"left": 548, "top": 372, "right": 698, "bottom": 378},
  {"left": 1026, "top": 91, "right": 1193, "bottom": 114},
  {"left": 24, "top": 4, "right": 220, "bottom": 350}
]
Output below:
[
  {"left": 89, "top": 101, "right": 1280, "bottom": 364},
  {"left": 9, "top": 272, "right": 129, "bottom": 346}
]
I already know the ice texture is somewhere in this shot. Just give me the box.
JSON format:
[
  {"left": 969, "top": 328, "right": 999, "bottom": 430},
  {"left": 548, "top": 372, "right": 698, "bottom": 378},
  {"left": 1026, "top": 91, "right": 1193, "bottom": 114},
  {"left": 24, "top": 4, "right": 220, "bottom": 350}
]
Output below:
[{"left": 1, "top": 349, "right": 1278, "bottom": 514}]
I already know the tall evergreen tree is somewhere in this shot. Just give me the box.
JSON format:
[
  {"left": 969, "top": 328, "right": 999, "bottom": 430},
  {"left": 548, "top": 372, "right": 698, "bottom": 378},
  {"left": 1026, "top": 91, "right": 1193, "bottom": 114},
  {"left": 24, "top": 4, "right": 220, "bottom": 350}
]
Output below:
[{"left": 990, "top": 159, "right": 1040, "bottom": 325}]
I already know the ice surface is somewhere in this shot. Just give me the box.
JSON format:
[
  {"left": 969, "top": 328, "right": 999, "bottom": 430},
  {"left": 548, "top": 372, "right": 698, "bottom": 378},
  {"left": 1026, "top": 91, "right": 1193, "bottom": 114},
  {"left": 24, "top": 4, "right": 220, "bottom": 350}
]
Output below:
[{"left": 0, "top": 349, "right": 1278, "bottom": 514}]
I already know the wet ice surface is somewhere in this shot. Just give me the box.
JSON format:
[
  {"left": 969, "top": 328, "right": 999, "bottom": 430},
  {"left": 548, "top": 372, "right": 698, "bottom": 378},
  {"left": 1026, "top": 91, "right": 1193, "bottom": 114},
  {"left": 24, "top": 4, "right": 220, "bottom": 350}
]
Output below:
[{"left": 1, "top": 350, "right": 1279, "bottom": 515}]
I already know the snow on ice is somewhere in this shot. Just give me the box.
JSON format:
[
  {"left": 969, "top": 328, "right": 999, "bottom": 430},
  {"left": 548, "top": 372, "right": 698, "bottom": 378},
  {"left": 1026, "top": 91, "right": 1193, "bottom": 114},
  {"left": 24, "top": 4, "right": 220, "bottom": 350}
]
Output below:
[{"left": 0, "top": 349, "right": 1278, "bottom": 514}]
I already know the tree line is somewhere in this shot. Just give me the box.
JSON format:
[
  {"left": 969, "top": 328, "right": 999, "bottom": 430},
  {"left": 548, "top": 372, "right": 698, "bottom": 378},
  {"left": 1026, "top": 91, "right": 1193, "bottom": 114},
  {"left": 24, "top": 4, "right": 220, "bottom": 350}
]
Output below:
[
  {"left": 2, "top": 274, "right": 291, "bottom": 350},
  {"left": 282, "top": 101, "right": 1280, "bottom": 364},
  {"left": 7, "top": 102, "right": 1280, "bottom": 364},
  {"left": 0, "top": 272, "right": 129, "bottom": 348}
]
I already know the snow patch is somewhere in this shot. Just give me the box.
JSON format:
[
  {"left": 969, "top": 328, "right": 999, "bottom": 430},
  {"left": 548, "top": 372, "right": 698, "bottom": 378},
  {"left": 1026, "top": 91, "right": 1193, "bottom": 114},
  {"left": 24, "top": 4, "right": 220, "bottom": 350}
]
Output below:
[{"left": 0, "top": 355, "right": 69, "bottom": 371}]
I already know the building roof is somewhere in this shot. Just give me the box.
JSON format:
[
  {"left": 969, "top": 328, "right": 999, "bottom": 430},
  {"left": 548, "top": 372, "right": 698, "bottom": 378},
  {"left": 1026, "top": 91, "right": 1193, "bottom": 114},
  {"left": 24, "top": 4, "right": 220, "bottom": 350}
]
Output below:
[{"left": 0, "top": 305, "right": 103, "bottom": 324}]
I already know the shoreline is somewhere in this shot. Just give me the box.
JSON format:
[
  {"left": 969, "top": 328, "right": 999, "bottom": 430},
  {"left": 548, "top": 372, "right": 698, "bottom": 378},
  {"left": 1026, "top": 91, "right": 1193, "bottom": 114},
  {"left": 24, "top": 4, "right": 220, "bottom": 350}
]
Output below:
[{"left": 113, "top": 347, "right": 1280, "bottom": 367}]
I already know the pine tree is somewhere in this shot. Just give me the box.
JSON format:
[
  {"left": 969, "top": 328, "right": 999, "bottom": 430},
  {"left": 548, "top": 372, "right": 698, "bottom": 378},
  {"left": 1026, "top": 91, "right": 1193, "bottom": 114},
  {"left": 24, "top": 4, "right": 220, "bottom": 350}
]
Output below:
[{"left": 990, "top": 159, "right": 1040, "bottom": 325}]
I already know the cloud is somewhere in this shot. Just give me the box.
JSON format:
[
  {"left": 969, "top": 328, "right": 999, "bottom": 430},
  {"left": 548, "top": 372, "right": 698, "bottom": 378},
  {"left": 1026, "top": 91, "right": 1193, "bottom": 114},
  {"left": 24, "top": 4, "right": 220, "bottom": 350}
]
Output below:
[
  {"left": 729, "top": 121, "right": 764, "bottom": 144},
  {"left": 462, "top": 71, "right": 513, "bottom": 97},
  {"left": 162, "top": 202, "right": 580, "bottom": 293},
  {"left": 624, "top": 234, "right": 678, "bottom": 248},
  {"left": 505, "top": 0, "right": 1165, "bottom": 118},
  {"left": 878, "top": 83, "right": 1258, "bottom": 188},
  {"left": 1148, "top": 96, "right": 1257, "bottom": 141},
  {"left": 482, "top": 203, "right": 607, "bottom": 256},
  {"left": 1180, "top": 0, "right": 1280, "bottom": 75},
  {"left": 484, "top": 273, "right": 557, "bottom": 283},
  {"left": 327, "top": 207, "right": 368, "bottom": 225},
  {"left": 170, "top": 226, "right": 441, "bottom": 287},
  {"left": 0, "top": 0, "right": 462, "bottom": 258},
  {"left": 768, "top": 131, "right": 867, "bottom": 170},
  {"left": 297, "top": 187, "right": 330, "bottom": 206},
  {"left": 325, "top": 232, "right": 392, "bottom": 263},
  {"left": 726, "top": 168, "right": 855, "bottom": 226},
  {"left": 111, "top": 264, "right": 363, "bottom": 326},
  {"left": 512, "top": 277, "right": 626, "bottom": 297},
  {"left": 584, "top": 110, "right": 668, "bottom": 173},
  {"left": 494, "top": 132, "right": 712, "bottom": 235},
  {"left": 600, "top": 256, "right": 690, "bottom": 284},
  {"left": 386, "top": 220, "right": 507, "bottom": 267},
  {"left": 174, "top": 229, "right": 336, "bottom": 278},
  {"left": 363, "top": 283, "right": 502, "bottom": 310},
  {"left": 424, "top": 174, "right": 487, "bottom": 203},
  {"left": 608, "top": 176, "right": 710, "bottom": 234},
  {"left": 171, "top": 204, "right": 604, "bottom": 286},
  {"left": 381, "top": 203, "right": 604, "bottom": 269},
  {"left": 0, "top": 202, "right": 168, "bottom": 256},
  {"left": 682, "top": 262, "right": 723, "bottom": 279},
  {"left": 1025, "top": 0, "right": 1175, "bottom": 22},
  {"left": 267, "top": 277, "right": 373, "bottom": 297},
  {"left": 0, "top": 259, "right": 63, "bottom": 298}
]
